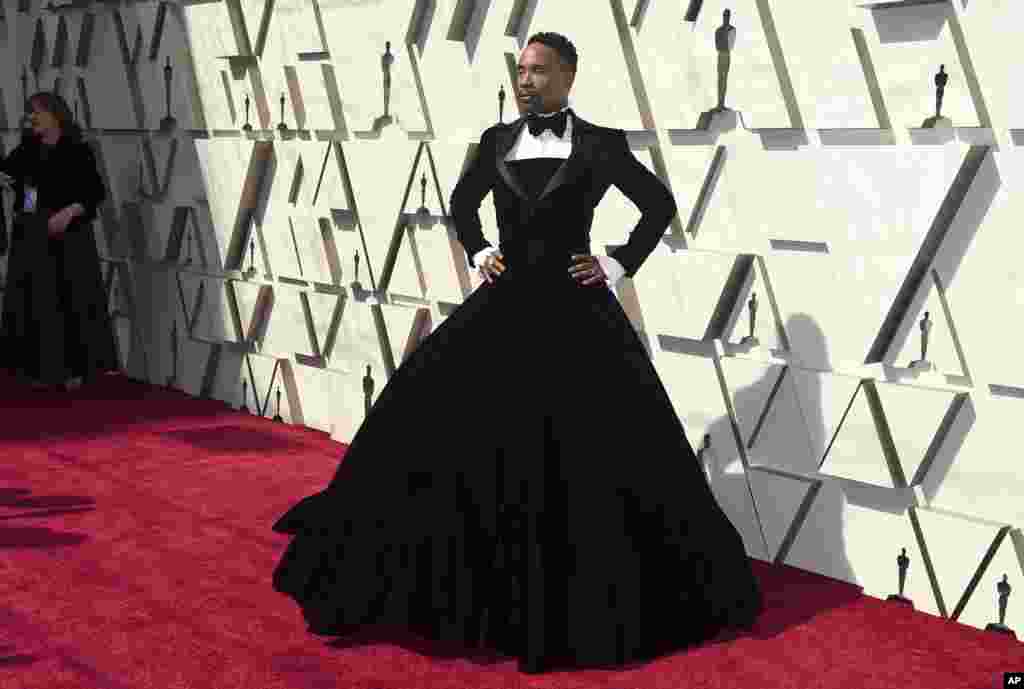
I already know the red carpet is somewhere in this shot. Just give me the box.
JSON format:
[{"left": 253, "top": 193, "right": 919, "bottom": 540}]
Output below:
[{"left": 0, "top": 371, "right": 1020, "bottom": 688}]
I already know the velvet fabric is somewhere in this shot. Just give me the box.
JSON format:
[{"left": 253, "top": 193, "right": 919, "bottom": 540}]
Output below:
[{"left": 271, "top": 111, "right": 763, "bottom": 674}]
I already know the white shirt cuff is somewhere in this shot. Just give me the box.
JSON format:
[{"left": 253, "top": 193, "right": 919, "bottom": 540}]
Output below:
[
  {"left": 596, "top": 255, "right": 625, "bottom": 286},
  {"left": 474, "top": 248, "right": 623, "bottom": 285}
]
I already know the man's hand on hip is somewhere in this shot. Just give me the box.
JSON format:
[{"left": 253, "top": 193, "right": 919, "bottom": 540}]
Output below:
[
  {"left": 568, "top": 254, "right": 608, "bottom": 287},
  {"left": 480, "top": 251, "right": 505, "bottom": 284}
]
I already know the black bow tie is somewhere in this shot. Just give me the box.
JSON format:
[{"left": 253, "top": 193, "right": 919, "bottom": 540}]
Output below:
[{"left": 527, "top": 109, "right": 569, "bottom": 138}]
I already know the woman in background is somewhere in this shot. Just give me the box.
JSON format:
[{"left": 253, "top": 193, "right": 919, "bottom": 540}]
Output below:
[{"left": 0, "top": 91, "right": 118, "bottom": 391}]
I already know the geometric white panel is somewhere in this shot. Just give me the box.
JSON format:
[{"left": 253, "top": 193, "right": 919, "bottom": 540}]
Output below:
[
  {"left": 961, "top": 2, "right": 1024, "bottom": 128},
  {"left": 722, "top": 260, "right": 784, "bottom": 351},
  {"left": 820, "top": 384, "right": 893, "bottom": 487},
  {"left": 720, "top": 359, "right": 818, "bottom": 474},
  {"left": 261, "top": 288, "right": 313, "bottom": 357},
  {"left": 719, "top": 358, "right": 786, "bottom": 446},
  {"left": 305, "top": 291, "right": 340, "bottom": 361},
  {"left": 245, "top": 353, "right": 284, "bottom": 419},
  {"left": 230, "top": 280, "right": 266, "bottom": 345},
  {"left": 769, "top": 2, "right": 878, "bottom": 129},
  {"left": 340, "top": 130, "right": 420, "bottom": 287},
  {"left": 940, "top": 149, "right": 1024, "bottom": 390},
  {"left": 783, "top": 479, "right": 859, "bottom": 587},
  {"left": 630, "top": 0, "right": 793, "bottom": 129},
  {"left": 788, "top": 368, "right": 862, "bottom": 470},
  {"left": 866, "top": 4, "right": 980, "bottom": 130},
  {"left": 181, "top": 2, "right": 243, "bottom": 130},
  {"left": 316, "top": 0, "right": 427, "bottom": 134},
  {"left": 81, "top": 13, "right": 137, "bottom": 129},
  {"left": 886, "top": 277, "right": 966, "bottom": 378},
  {"left": 954, "top": 526, "right": 1024, "bottom": 635},
  {"left": 275, "top": 359, "right": 333, "bottom": 432},
  {"left": 290, "top": 211, "right": 334, "bottom": 285},
  {"left": 288, "top": 62, "right": 342, "bottom": 132},
  {"left": 177, "top": 272, "right": 204, "bottom": 331},
  {"left": 194, "top": 138, "right": 262, "bottom": 269},
  {"left": 633, "top": 248, "right": 736, "bottom": 341},
  {"left": 756, "top": 145, "right": 967, "bottom": 371},
  {"left": 927, "top": 393, "right": 1024, "bottom": 530},
  {"left": 327, "top": 365, "right": 374, "bottom": 445},
  {"left": 389, "top": 144, "right": 458, "bottom": 301},
  {"left": 258, "top": 144, "right": 307, "bottom": 280},
  {"left": 191, "top": 278, "right": 236, "bottom": 345},
  {"left": 838, "top": 503, "right": 935, "bottom": 615},
  {"left": 747, "top": 468, "right": 815, "bottom": 562},
  {"left": 241, "top": 2, "right": 300, "bottom": 131},
  {"left": 208, "top": 346, "right": 247, "bottom": 408},
  {"left": 915, "top": 508, "right": 1011, "bottom": 623},
  {"left": 378, "top": 301, "right": 428, "bottom": 369},
  {"left": 405, "top": 0, "right": 523, "bottom": 142},
  {"left": 175, "top": 333, "right": 211, "bottom": 397},
  {"left": 327, "top": 298, "right": 387, "bottom": 378},
  {"left": 873, "top": 381, "right": 960, "bottom": 486},
  {"left": 130, "top": 2, "right": 202, "bottom": 131}
]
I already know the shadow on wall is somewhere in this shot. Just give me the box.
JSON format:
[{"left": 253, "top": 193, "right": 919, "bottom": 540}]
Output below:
[{"left": 702, "top": 313, "right": 858, "bottom": 620}]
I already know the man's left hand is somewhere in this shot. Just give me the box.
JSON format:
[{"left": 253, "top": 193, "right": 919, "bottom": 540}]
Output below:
[
  {"left": 568, "top": 254, "right": 607, "bottom": 287},
  {"left": 47, "top": 205, "right": 80, "bottom": 238}
]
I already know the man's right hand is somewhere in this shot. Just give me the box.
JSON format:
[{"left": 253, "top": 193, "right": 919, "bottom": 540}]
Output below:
[{"left": 479, "top": 251, "right": 505, "bottom": 284}]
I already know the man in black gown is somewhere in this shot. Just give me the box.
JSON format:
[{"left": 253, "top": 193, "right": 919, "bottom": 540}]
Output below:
[{"left": 272, "top": 32, "right": 763, "bottom": 675}]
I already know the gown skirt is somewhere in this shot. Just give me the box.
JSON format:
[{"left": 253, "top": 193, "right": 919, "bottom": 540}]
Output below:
[
  {"left": 0, "top": 211, "right": 119, "bottom": 385},
  {"left": 271, "top": 231, "right": 765, "bottom": 673}
]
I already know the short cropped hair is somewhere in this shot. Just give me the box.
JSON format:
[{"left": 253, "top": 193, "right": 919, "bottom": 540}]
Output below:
[{"left": 526, "top": 32, "right": 578, "bottom": 72}]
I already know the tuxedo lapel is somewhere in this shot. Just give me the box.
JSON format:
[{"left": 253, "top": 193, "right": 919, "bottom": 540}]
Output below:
[
  {"left": 495, "top": 119, "right": 529, "bottom": 202},
  {"left": 537, "top": 110, "right": 590, "bottom": 202},
  {"left": 494, "top": 110, "right": 593, "bottom": 204}
]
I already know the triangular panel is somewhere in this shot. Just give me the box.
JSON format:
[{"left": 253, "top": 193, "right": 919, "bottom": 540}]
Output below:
[
  {"left": 340, "top": 130, "right": 420, "bottom": 291},
  {"left": 788, "top": 368, "right": 862, "bottom": 470},
  {"left": 632, "top": 248, "right": 738, "bottom": 342},
  {"left": 887, "top": 274, "right": 966, "bottom": 378},
  {"left": 819, "top": 383, "right": 894, "bottom": 487},
  {"left": 191, "top": 278, "right": 236, "bottom": 345},
  {"left": 316, "top": 0, "right": 427, "bottom": 134}
]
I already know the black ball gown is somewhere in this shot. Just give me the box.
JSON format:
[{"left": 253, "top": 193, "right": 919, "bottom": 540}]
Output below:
[{"left": 271, "top": 157, "right": 764, "bottom": 674}]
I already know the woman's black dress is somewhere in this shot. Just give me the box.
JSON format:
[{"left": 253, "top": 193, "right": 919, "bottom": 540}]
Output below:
[
  {"left": 271, "top": 158, "right": 764, "bottom": 674},
  {"left": 0, "top": 136, "right": 118, "bottom": 385}
]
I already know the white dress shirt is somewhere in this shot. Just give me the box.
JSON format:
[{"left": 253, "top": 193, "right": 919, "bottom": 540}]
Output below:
[{"left": 472, "top": 106, "right": 626, "bottom": 286}]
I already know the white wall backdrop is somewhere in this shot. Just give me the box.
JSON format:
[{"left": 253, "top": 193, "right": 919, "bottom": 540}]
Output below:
[{"left": 1, "top": 0, "right": 1022, "bottom": 638}]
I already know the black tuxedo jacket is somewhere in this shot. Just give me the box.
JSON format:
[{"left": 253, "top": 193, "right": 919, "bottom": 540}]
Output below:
[{"left": 448, "top": 110, "right": 677, "bottom": 278}]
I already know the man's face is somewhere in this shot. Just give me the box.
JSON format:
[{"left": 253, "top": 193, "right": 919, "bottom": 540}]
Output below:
[{"left": 516, "top": 42, "right": 574, "bottom": 114}]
